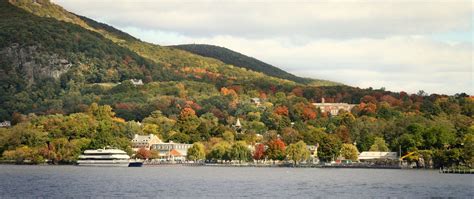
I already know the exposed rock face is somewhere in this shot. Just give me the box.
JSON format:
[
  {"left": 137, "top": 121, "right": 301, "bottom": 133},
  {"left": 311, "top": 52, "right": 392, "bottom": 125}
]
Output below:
[{"left": 0, "top": 43, "right": 71, "bottom": 87}]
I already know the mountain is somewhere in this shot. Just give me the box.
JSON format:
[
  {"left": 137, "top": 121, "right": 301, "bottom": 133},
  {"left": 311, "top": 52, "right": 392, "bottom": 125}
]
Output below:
[
  {"left": 0, "top": 0, "right": 317, "bottom": 120},
  {"left": 171, "top": 44, "right": 339, "bottom": 86}
]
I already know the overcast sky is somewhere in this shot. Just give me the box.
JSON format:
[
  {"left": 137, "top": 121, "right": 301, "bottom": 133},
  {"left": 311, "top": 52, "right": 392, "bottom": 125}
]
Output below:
[{"left": 52, "top": 0, "right": 473, "bottom": 95}]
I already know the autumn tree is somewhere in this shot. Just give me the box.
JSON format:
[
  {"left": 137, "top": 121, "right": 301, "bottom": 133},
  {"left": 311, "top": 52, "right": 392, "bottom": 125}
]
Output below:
[
  {"left": 286, "top": 141, "right": 310, "bottom": 166},
  {"left": 177, "top": 107, "right": 201, "bottom": 135},
  {"left": 135, "top": 148, "right": 151, "bottom": 160},
  {"left": 253, "top": 143, "right": 265, "bottom": 163},
  {"left": 266, "top": 139, "right": 286, "bottom": 163}
]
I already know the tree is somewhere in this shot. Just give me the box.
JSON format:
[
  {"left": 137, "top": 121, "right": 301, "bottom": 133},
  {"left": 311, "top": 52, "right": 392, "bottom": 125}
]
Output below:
[
  {"left": 462, "top": 134, "right": 474, "bottom": 168},
  {"left": 177, "top": 107, "right": 201, "bottom": 134},
  {"left": 286, "top": 141, "right": 310, "bottom": 166},
  {"left": 222, "top": 131, "right": 235, "bottom": 142},
  {"left": 340, "top": 144, "right": 359, "bottom": 161},
  {"left": 187, "top": 142, "right": 206, "bottom": 161},
  {"left": 266, "top": 139, "right": 286, "bottom": 163},
  {"left": 318, "top": 134, "right": 342, "bottom": 162},
  {"left": 253, "top": 143, "right": 265, "bottom": 163},
  {"left": 281, "top": 127, "right": 302, "bottom": 145},
  {"left": 135, "top": 148, "right": 151, "bottom": 160},
  {"left": 230, "top": 141, "right": 250, "bottom": 164},
  {"left": 370, "top": 137, "right": 389, "bottom": 152},
  {"left": 209, "top": 141, "right": 231, "bottom": 162}
]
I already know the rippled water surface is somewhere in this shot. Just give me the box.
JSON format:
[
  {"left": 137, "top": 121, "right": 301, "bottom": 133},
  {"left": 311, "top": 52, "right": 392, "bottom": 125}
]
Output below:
[{"left": 0, "top": 165, "right": 472, "bottom": 198}]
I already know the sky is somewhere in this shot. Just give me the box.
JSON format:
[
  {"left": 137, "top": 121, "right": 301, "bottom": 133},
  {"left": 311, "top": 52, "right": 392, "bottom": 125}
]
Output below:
[{"left": 52, "top": 0, "right": 473, "bottom": 95}]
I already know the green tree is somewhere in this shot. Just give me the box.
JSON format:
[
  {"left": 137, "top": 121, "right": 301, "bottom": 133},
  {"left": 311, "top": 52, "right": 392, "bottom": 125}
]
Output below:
[
  {"left": 286, "top": 141, "right": 310, "bottom": 166},
  {"left": 370, "top": 137, "right": 389, "bottom": 152},
  {"left": 318, "top": 134, "right": 342, "bottom": 162},
  {"left": 187, "top": 142, "right": 206, "bottom": 161},
  {"left": 209, "top": 141, "right": 231, "bottom": 162},
  {"left": 340, "top": 144, "right": 359, "bottom": 161},
  {"left": 462, "top": 134, "right": 474, "bottom": 168},
  {"left": 230, "top": 141, "right": 250, "bottom": 163}
]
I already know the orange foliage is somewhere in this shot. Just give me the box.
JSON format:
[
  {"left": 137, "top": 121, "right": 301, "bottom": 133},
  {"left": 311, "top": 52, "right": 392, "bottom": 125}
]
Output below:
[
  {"left": 381, "top": 95, "right": 401, "bottom": 106},
  {"left": 274, "top": 106, "right": 289, "bottom": 116},
  {"left": 220, "top": 87, "right": 237, "bottom": 96},
  {"left": 359, "top": 102, "right": 377, "bottom": 114},
  {"left": 180, "top": 107, "right": 196, "bottom": 118}
]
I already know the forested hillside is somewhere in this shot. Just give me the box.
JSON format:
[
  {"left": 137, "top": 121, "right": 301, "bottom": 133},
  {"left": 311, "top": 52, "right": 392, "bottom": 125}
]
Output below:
[
  {"left": 172, "top": 44, "right": 339, "bottom": 86},
  {"left": 0, "top": 0, "right": 472, "bottom": 169}
]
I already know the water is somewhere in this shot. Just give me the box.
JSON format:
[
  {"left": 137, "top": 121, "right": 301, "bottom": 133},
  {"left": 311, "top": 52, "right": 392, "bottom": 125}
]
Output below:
[{"left": 0, "top": 165, "right": 472, "bottom": 198}]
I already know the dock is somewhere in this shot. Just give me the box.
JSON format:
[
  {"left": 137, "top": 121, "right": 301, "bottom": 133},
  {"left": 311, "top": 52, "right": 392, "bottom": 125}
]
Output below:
[{"left": 439, "top": 167, "right": 474, "bottom": 174}]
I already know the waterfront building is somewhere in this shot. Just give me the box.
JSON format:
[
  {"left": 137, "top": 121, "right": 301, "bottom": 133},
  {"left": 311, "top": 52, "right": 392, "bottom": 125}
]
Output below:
[
  {"left": 0, "top": 121, "right": 11, "bottom": 128},
  {"left": 131, "top": 134, "right": 162, "bottom": 151},
  {"left": 358, "top": 151, "right": 398, "bottom": 161},
  {"left": 312, "top": 98, "right": 356, "bottom": 116},
  {"left": 150, "top": 141, "right": 193, "bottom": 161}
]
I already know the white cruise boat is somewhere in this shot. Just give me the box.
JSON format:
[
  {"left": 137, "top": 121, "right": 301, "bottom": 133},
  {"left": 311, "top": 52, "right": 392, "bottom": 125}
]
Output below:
[{"left": 77, "top": 148, "right": 130, "bottom": 167}]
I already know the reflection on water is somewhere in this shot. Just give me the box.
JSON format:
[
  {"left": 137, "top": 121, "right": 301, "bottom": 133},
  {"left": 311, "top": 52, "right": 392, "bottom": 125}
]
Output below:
[{"left": 0, "top": 165, "right": 472, "bottom": 198}]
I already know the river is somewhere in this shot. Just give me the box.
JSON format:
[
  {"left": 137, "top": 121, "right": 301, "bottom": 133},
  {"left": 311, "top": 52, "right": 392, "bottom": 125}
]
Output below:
[{"left": 0, "top": 165, "right": 472, "bottom": 198}]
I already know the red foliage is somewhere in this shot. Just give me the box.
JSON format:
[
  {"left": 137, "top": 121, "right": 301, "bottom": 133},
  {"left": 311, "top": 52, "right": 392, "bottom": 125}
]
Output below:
[
  {"left": 115, "top": 102, "right": 135, "bottom": 110},
  {"left": 381, "top": 95, "right": 401, "bottom": 107},
  {"left": 253, "top": 143, "right": 265, "bottom": 161},
  {"left": 361, "top": 95, "right": 377, "bottom": 104},
  {"left": 291, "top": 87, "right": 304, "bottom": 97},
  {"left": 135, "top": 148, "right": 151, "bottom": 160},
  {"left": 266, "top": 139, "right": 286, "bottom": 156},
  {"left": 270, "top": 85, "right": 277, "bottom": 94},
  {"left": 274, "top": 106, "right": 289, "bottom": 116}
]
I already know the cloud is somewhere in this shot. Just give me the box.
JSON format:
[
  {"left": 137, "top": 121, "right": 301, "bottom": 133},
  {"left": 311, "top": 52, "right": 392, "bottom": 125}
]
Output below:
[
  {"left": 174, "top": 35, "right": 472, "bottom": 95},
  {"left": 53, "top": 0, "right": 472, "bottom": 39},
  {"left": 51, "top": 0, "right": 473, "bottom": 95}
]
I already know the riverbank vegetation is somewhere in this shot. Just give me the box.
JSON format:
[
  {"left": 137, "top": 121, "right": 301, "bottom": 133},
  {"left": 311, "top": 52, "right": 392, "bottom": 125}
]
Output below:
[{"left": 0, "top": 1, "right": 472, "bottom": 169}]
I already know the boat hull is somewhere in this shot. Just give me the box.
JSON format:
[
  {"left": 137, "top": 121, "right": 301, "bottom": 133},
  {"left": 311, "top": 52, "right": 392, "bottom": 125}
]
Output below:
[{"left": 77, "top": 160, "right": 130, "bottom": 167}]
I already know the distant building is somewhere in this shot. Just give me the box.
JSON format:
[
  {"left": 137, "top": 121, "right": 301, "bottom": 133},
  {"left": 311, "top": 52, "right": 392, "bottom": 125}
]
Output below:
[
  {"left": 131, "top": 134, "right": 162, "bottom": 151},
  {"left": 307, "top": 144, "right": 319, "bottom": 163},
  {"left": 151, "top": 141, "right": 193, "bottom": 161},
  {"left": 234, "top": 118, "right": 242, "bottom": 129},
  {"left": 0, "top": 121, "right": 11, "bottom": 128},
  {"left": 312, "top": 98, "right": 356, "bottom": 116},
  {"left": 250, "top": 98, "right": 261, "bottom": 106},
  {"left": 130, "top": 79, "right": 144, "bottom": 86},
  {"left": 358, "top": 151, "right": 398, "bottom": 161}
]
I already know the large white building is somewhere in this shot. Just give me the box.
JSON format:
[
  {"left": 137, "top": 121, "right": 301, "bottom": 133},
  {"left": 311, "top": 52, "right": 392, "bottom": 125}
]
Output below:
[
  {"left": 151, "top": 141, "right": 193, "bottom": 161},
  {"left": 312, "top": 98, "right": 356, "bottom": 116},
  {"left": 131, "top": 134, "right": 162, "bottom": 151}
]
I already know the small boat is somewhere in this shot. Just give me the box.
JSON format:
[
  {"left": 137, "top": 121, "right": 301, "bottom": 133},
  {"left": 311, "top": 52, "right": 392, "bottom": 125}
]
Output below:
[
  {"left": 77, "top": 148, "right": 130, "bottom": 167},
  {"left": 128, "top": 161, "right": 144, "bottom": 167}
]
